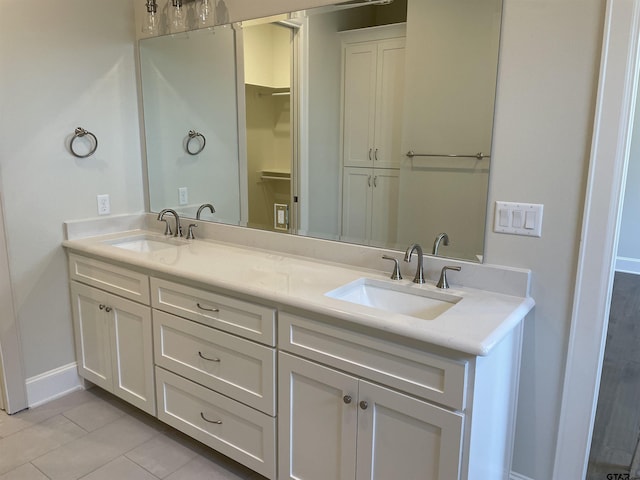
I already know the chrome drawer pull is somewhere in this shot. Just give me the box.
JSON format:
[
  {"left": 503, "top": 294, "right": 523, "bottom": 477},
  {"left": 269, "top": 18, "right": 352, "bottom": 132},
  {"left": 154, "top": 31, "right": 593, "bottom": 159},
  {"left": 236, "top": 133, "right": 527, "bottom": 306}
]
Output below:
[
  {"left": 200, "top": 412, "right": 222, "bottom": 424},
  {"left": 196, "top": 302, "right": 219, "bottom": 313},
  {"left": 198, "top": 351, "right": 221, "bottom": 362}
]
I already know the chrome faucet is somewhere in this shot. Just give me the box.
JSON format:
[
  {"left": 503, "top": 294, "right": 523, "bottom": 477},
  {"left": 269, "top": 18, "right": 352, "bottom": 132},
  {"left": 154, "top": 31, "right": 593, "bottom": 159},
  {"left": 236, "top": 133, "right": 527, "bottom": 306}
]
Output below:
[
  {"left": 432, "top": 232, "right": 449, "bottom": 256},
  {"left": 157, "top": 208, "right": 182, "bottom": 237},
  {"left": 196, "top": 203, "right": 215, "bottom": 220},
  {"left": 404, "top": 243, "right": 426, "bottom": 284}
]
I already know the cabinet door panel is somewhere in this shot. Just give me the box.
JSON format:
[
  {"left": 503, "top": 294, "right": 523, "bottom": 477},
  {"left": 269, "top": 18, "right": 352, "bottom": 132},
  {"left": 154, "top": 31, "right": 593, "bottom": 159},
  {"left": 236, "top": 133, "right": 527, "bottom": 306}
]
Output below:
[
  {"left": 356, "top": 380, "right": 464, "bottom": 480},
  {"left": 374, "top": 39, "right": 405, "bottom": 169},
  {"left": 343, "top": 43, "right": 377, "bottom": 168},
  {"left": 109, "top": 292, "right": 155, "bottom": 415},
  {"left": 279, "top": 352, "right": 358, "bottom": 480},
  {"left": 70, "top": 282, "right": 112, "bottom": 391},
  {"left": 341, "top": 167, "right": 373, "bottom": 244},
  {"left": 370, "top": 169, "right": 399, "bottom": 248}
]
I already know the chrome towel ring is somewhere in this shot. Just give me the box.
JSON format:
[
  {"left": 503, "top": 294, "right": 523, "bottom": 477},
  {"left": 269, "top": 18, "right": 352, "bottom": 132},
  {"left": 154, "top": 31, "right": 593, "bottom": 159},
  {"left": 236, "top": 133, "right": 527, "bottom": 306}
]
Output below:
[
  {"left": 186, "top": 130, "right": 206, "bottom": 155},
  {"left": 70, "top": 127, "right": 98, "bottom": 158}
]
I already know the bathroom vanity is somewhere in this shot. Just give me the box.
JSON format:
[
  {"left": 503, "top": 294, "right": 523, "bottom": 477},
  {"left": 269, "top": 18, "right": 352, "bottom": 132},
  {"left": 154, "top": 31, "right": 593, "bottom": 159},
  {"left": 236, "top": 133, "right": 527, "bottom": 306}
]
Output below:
[{"left": 63, "top": 219, "right": 533, "bottom": 480}]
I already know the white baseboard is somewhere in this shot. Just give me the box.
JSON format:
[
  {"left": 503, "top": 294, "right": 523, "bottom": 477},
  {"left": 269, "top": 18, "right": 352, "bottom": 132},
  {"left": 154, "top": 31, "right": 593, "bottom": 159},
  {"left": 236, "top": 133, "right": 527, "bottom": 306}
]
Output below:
[
  {"left": 615, "top": 256, "right": 640, "bottom": 274},
  {"left": 26, "top": 362, "right": 82, "bottom": 408},
  {"left": 510, "top": 472, "right": 534, "bottom": 480}
]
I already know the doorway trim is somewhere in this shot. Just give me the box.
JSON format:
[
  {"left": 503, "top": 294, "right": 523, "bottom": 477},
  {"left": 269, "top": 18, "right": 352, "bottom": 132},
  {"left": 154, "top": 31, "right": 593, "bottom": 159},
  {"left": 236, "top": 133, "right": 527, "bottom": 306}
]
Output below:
[
  {"left": 553, "top": 0, "right": 640, "bottom": 477},
  {"left": 0, "top": 194, "right": 27, "bottom": 413}
]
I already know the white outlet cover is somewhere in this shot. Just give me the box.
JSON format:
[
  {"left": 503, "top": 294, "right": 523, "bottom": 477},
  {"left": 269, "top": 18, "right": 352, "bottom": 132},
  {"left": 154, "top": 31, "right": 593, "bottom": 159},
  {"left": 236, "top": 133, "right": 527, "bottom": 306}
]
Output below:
[{"left": 97, "top": 194, "right": 110, "bottom": 216}]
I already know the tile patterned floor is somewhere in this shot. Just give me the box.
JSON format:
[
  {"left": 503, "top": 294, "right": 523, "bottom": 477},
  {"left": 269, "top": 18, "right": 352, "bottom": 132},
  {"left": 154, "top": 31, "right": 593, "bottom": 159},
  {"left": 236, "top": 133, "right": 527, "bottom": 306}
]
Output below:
[{"left": 0, "top": 388, "right": 266, "bottom": 480}]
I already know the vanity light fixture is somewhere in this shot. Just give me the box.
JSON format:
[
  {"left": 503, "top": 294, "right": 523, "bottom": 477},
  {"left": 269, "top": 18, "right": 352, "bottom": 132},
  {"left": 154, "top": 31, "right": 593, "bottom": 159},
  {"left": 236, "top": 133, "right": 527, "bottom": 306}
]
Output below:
[
  {"left": 197, "top": 0, "right": 213, "bottom": 26},
  {"left": 170, "top": 0, "right": 186, "bottom": 32},
  {"left": 142, "top": 0, "right": 158, "bottom": 35}
]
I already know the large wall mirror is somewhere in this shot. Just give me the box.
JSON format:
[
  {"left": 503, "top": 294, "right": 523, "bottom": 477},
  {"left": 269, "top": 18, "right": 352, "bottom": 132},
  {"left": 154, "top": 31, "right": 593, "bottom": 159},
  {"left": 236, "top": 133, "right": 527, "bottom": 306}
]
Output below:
[{"left": 139, "top": 0, "right": 502, "bottom": 262}]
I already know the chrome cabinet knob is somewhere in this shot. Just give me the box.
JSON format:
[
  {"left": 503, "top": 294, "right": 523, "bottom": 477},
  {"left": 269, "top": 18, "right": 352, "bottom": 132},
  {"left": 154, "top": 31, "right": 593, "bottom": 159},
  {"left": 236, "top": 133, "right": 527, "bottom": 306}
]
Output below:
[
  {"left": 99, "top": 304, "right": 105, "bottom": 310},
  {"left": 343, "top": 395, "right": 352, "bottom": 404},
  {"left": 105, "top": 306, "right": 112, "bottom": 313},
  {"left": 359, "top": 401, "right": 368, "bottom": 410}
]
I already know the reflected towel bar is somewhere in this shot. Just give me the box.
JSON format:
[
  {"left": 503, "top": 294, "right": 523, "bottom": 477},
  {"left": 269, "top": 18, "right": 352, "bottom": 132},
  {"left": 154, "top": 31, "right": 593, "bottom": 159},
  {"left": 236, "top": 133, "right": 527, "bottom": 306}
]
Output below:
[{"left": 406, "top": 151, "right": 490, "bottom": 160}]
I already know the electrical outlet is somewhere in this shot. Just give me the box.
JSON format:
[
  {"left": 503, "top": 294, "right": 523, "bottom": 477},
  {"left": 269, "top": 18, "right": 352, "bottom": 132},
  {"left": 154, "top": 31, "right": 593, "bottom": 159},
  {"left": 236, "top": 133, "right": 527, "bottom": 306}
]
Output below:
[
  {"left": 97, "top": 194, "right": 110, "bottom": 216},
  {"left": 178, "top": 187, "right": 188, "bottom": 206},
  {"left": 274, "top": 203, "right": 288, "bottom": 230}
]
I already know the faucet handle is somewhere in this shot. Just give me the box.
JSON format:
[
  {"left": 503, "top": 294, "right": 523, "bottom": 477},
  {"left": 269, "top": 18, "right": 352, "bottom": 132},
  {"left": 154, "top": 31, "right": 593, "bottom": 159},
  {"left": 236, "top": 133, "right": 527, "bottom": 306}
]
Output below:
[
  {"left": 382, "top": 255, "right": 402, "bottom": 280},
  {"left": 437, "top": 266, "right": 461, "bottom": 289},
  {"left": 186, "top": 223, "right": 198, "bottom": 240}
]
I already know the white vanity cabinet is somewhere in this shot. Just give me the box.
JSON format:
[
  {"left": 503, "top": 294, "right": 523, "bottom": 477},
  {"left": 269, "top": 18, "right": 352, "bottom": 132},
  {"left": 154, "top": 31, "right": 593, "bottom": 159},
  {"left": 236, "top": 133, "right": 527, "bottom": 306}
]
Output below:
[
  {"left": 68, "top": 254, "right": 155, "bottom": 415},
  {"left": 279, "top": 352, "right": 464, "bottom": 480},
  {"left": 341, "top": 26, "right": 406, "bottom": 169},
  {"left": 278, "top": 312, "right": 522, "bottom": 480},
  {"left": 150, "top": 277, "right": 277, "bottom": 479}
]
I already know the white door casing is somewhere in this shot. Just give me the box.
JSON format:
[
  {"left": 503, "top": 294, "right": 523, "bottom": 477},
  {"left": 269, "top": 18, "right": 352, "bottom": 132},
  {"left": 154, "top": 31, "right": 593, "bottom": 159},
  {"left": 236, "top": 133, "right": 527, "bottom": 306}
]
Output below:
[{"left": 554, "top": 0, "right": 640, "bottom": 477}]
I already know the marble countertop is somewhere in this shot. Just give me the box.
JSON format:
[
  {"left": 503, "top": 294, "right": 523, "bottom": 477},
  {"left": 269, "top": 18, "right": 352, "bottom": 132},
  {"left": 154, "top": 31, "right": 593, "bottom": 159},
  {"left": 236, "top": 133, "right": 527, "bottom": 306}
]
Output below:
[{"left": 63, "top": 230, "right": 535, "bottom": 356}]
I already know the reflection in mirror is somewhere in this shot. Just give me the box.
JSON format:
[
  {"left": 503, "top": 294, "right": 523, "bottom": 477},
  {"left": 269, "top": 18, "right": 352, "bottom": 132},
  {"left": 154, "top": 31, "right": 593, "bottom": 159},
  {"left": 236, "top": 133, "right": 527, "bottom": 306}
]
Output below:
[
  {"left": 139, "top": 0, "right": 503, "bottom": 262},
  {"left": 140, "top": 25, "right": 241, "bottom": 225}
]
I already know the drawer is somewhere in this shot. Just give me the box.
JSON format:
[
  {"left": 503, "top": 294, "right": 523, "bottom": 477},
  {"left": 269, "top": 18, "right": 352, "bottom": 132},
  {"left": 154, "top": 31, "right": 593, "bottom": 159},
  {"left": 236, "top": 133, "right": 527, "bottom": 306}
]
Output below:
[
  {"left": 153, "top": 310, "right": 276, "bottom": 415},
  {"left": 279, "top": 312, "right": 468, "bottom": 410},
  {"left": 68, "top": 253, "right": 150, "bottom": 304},
  {"left": 151, "top": 277, "right": 276, "bottom": 346},
  {"left": 155, "top": 367, "right": 276, "bottom": 479}
]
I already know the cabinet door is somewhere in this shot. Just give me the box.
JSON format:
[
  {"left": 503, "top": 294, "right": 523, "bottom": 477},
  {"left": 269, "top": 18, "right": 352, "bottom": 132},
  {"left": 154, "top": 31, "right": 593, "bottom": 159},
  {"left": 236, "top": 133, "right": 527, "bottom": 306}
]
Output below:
[
  {"left": 108, "top": 292, "right": 155, "bottom": 415},
  {"left": 370, "top": 169, "right": 399, "bottom": 248},
  {"left": 278, "top": 352, "right": 358, "bottom": 480},
  {"left": 356, "top": 380, "right": 464, "bottom": 480},
  {"left": 343, "top": 42, "right": 377, "bottom": 168},
  {"left": 374, "top": 39, "right": 405, "bottom": 169},
  {"left": 341, "top": 167, "right": 373, "bottom": 244},
  {"left": 70, "top": 282, "right": 112, "bottom": 391}
]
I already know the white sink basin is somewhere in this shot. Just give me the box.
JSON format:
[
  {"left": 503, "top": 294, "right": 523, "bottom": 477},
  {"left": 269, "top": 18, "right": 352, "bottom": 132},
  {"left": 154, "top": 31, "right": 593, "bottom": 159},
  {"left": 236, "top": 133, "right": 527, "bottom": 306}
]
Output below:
[
  {"left": 105, "top": 234, "right": 186, "bottom": 253},
  {"left": 325, "top": 278, "right": 461, "bottom": 320}
]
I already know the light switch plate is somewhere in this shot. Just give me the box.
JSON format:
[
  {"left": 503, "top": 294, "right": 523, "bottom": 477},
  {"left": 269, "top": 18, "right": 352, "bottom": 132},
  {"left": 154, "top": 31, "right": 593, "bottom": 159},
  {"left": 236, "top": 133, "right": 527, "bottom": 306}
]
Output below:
[
  {"left": 274, "top": 203, "right": 288, "bottom": 230},
  {"left": 178, "top": 187, "right": 188, "bottom": 206},
  {"left": 494, "top": 201, "right": 543, "bottom": 237}
]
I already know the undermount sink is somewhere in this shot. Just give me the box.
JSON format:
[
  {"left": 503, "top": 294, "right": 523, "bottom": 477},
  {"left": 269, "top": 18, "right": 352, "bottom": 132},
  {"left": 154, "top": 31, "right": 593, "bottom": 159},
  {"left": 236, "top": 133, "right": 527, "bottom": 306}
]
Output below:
[
  {"left": 325, "top": 278, "right": 461, "bottom": 320},
  {"left": 105, "top": 234, "right": 185, "bottom": 253}
]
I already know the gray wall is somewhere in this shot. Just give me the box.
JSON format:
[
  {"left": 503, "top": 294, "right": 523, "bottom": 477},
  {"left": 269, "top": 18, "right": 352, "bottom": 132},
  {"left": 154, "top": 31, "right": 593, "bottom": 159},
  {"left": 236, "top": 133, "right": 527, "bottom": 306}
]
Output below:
[
  {"left": 0, "top": 0, "right": 607, "bottom": 479},
  {"left": 0, "top": 0, "right": 144, "bottom": 379}
]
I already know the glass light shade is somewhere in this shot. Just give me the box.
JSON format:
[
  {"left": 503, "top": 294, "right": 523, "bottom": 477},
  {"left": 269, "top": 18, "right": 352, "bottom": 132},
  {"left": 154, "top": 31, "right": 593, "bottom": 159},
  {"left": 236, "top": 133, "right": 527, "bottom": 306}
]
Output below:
[
  {"left": 170, "top": 2, "right": 186, "bottom": 32},
  {"left": 142, "top": 10, "right": 158, "bottom": 35},
  {"left": 197, "top": 0, "right": 213, "bottom": 25}
]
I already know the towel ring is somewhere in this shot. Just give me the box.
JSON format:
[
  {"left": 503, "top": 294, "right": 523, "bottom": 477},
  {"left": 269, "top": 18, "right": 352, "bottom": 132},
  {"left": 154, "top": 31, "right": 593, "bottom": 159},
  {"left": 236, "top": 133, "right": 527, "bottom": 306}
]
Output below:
[
  {"left": 186, "top": 130, "right": 206, "bottom": 155},
  {"left": 70, "top": 127, "right": 98, "bottom": 158}
]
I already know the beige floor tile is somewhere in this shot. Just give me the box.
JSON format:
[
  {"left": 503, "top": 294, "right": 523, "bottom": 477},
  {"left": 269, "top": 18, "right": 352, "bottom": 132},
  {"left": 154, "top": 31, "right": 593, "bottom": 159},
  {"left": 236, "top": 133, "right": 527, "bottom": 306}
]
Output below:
[
  {"left": 33, "top": 415, "right": 159, "bottom": 480},
  {"left": 63, "top": 397, "right": 125, "bottom": 432},
  {"left": 0, "top": 415, "right": 87, "bottom": 475},
  {"left": 0, "top": 463, "right": 49, "bottom": 480},
  {"left": 0, "top": 389, "right": 94, "bottom": 438},
  {"left": 126, "top": 432, "right": 198, "bottom": 478},
  {"left": 79, "top": 457, "right": 159, "bottom": 480},
  {"left": 165, "top": 455, "right": 262, "bottom": 480}
]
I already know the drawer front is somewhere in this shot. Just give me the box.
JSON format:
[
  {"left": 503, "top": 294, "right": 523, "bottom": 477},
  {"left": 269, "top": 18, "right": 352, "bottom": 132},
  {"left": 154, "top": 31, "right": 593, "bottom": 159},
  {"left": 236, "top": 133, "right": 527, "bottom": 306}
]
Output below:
[
  {"left": 68, "top": 253, "right": 150, "bottom": 304},
  {"left": 279, "top": 312, "right": 468, "bottom": 410},
  {"left": 151, "top": 278, "right": 276, "bottom": 345},
  {"left": 155, "top": 367, "right": 276, "bottom": 480},
  {"left": 153, "top": 310, "right": 276, "bottom": 415}
]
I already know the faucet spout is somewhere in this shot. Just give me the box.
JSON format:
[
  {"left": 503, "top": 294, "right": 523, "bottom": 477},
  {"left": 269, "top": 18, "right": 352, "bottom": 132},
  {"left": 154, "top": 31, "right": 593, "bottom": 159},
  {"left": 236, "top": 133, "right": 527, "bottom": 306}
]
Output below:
[
  {"left": 157, "top": 208, "right": 182, "bottom": 237},
  {"left": 432, "top": 232, "right": 449, "bottom": 256},
  {"left": 404, "top": 243, "right": 425, "bottom": 284},
  {"left": 196, "top": 203, "right": 215, "bottom": 220}
]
